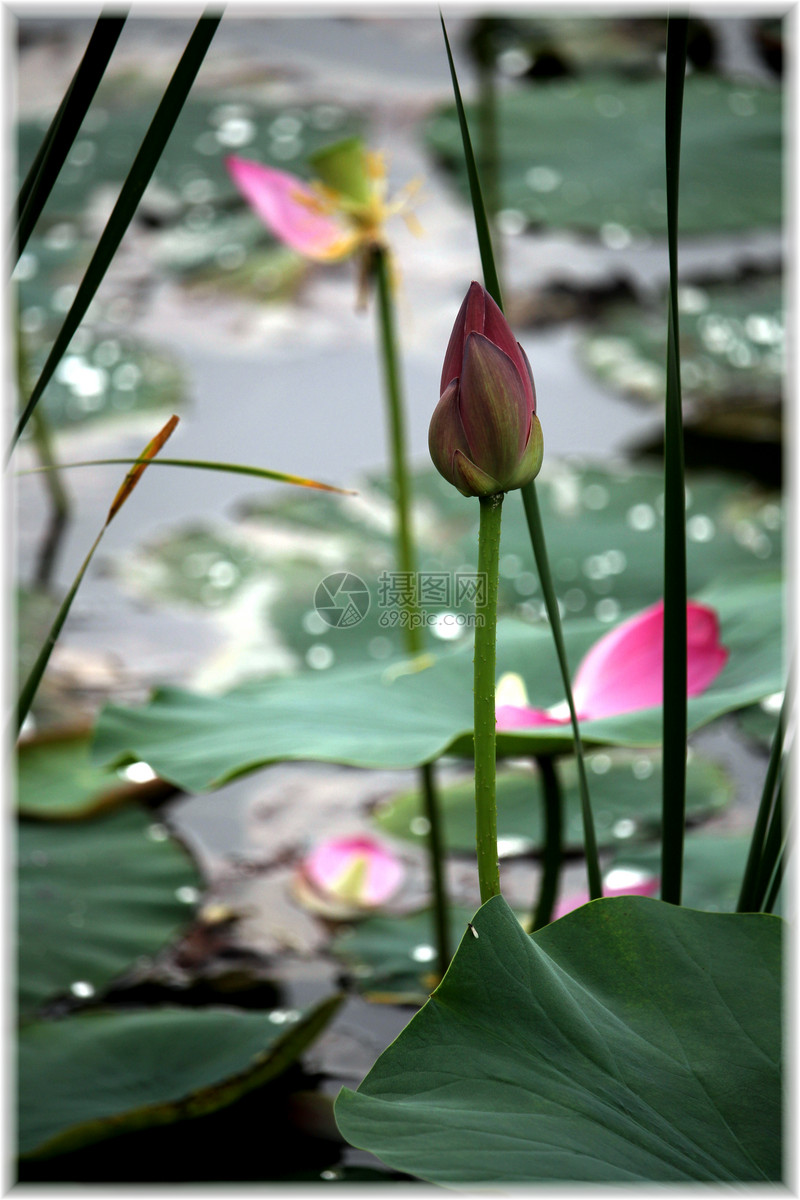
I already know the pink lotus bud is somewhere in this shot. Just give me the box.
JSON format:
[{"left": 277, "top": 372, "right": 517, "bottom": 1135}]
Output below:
[
  {"left": 292, "top": 836, "right": 405, "bottom": 920},
  {"left": 429, "top": 282, "right": 543, "bottom": 497}
]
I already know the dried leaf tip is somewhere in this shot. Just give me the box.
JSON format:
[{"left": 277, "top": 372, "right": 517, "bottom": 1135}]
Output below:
[{"left": 105, "top": 414, "right": 179, "bottom": 524}]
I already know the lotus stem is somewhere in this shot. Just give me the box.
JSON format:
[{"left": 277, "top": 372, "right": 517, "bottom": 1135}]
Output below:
[
  {"left": 532, "top": 755, "right": 563, "bottom": 930},
  {"left": 370, "top": 241, "right": 450, "bottom": 974},
  {"left": 474, "top": 492, "right": 503, "bottom": 903}
]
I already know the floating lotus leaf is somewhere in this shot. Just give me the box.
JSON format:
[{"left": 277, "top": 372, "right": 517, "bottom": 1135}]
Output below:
[
  {"left": 331, "top": 906, "right": 474, "bottom": 1003},
  {"left": 335, "top": 896, "right": 782, "bottom": 1184},
  {"left": 17, "top": 726, "right": 171, "bottom": 820},
  {"left": 18, "top": 995, "right": 342, "bottom": 1159},
  {"left": 373, "top": 750, "right": 732, "bottom": 854},
  {"left": 425, "top": 75, "right": 781, "bottom": 234},
  {"left": 113, "top": 464, "right": 782, "bottom": 684},
  {"left": 18, "top": 806, "right": 202, "bottom": 1019},
  {"left": 15, "top": 232, "right": 186, "bottom": 430},
  {"left": 737, "top": 700, "right": 781, "bottom": 749},
  {"left": 581, "top": 276, "right": 782, "bottom": 440},
  {"left": 92, "top": 575, "right": 783, "bottom": 789}
]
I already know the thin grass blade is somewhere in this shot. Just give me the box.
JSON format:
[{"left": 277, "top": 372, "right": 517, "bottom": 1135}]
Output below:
[
  {"left": 751, "top": 760, "right": 787, "bottom": 912},
  {"left": 762, "top": 830, "right": 788, "bottom": 914},
  {"left": 440, "top": 14, "right": 502, "bottom": 306},
  {"left": 660, "top": 18, "right": 689, "bottom": 906},
  {"left": 20, "top": 456, "right": 355, "bottom": 495},
  {"left": 105, "top": 414, "right": 179, "bottom": 523},
  {"left": 737, "top": 678, "right": 789, "bottom": 912},
  {"left": 15, "top": 13, "right": 127, "bottom": 259},
  {"left": 9, "top": 11, "right": 221, "bottom": 455},
  {"left": 16, "top": 417, "right": 181, "bottom": 735},
  {"left": 521, "top": 487, "right": 602, "bottom": 900},
  {"left": 439, "top": 13, "right": 601, "bottom": 899}
]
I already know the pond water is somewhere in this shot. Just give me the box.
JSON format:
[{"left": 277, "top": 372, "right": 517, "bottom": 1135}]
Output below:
[{"left": 15, "top": 11, "right": 784, "bottom": 1184}]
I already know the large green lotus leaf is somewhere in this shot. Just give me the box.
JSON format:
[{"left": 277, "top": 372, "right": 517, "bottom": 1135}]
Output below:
[
  {"left": 17, "top": 726, "right": 171, "bottom": 820},
  {"left": 18, "top": 995, "right": 342, "bottom": 1159},
  {"left": 373, "top": 751, "right": 732, "bottom": 854},
  {"left": 609, "top": 832, "right": 752, "bottom": 913},
  {"left": 92, "top": 575, "right": 783, "bottom": 789},
  {"left": 114, "top": 464, "right": 782, "bottom": 684},
  {"left": 581, "top": 276, "right": 783, "bottom": 432},
  {"left": 331, "top": 906, "right": 475, "bottom": 1004},
  {"left": 425, "top": 75, "right": 781, "bottom": 234},
  {"left": 335, "top": 895, "right": 782, "bottom": 1185},
  {"left": 18, "top": 806, "right": 202, "bottom": 1019}
]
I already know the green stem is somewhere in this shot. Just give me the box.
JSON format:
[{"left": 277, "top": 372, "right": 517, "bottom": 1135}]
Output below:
[
  {"left": 474, "top": 493, "right": 503, "bottom": 903},
  {"left": 660, "top": 16, "right": 689, "bottom": 907},
  {"left": 371, "top": 244, "right": 422, "bottom": 653},
  {"left": 532, "top": 755, "right": 563, "bottom": 931},
  {"left": 369, "top": 242, "right": 450, "bottom": 972},
  {"left": 421, "top": 762, "right": 450, "bottom": 978}
]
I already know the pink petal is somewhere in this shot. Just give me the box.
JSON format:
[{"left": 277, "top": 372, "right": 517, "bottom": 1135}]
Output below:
[
  {"left": 572, "top": 600, "right": 728, "bottom": 722},
  {"left": 302, "top": 836, "right": 405, "bottom": 908},
  {"left": 225, "top": 156, "right": 349, "bottom": 261},
  {"left": 496, "top": 704, "right": 566, "bottom": 730},
  {"left": 553, "top": 873, "right": 660, "bottom": 921}
]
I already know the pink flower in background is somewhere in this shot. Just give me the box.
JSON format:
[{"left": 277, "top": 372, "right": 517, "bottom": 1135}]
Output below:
[
  {"left": 225, "top": 157, "right": 355, "bottom": 261},
  {"left": 552, "top": 869, "right": 660, "bottom": 921},
  {"left": 496, "top": 600, "right": 728, "bottom": 730},
  {"left": 226, "top": 141, "right": 422, "bottom": 271},
  {"left": 293, "top": 835, "right": 405, "bottom": 919}
]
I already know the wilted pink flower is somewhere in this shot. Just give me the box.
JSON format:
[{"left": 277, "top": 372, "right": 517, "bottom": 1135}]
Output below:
[
  {"left": 294, "top": 836, "right": 405, "bottom": 918},
  {"left": 552, "top": 869, "right": 660, "bottom": 921},
  {"left": 226, "top": 156, "right": 354, "bottom": 261},
  {"left": 496, "top": 600, "right": 728, "bottom": 730},
  {"left": 226, "top": 141, "right": 422, "bottom": 272},
  {"left": 429, "top": 282, "right": 543, "bottom": 497}
]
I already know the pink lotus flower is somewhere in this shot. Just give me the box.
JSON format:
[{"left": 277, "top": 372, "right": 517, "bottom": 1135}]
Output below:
[
  {"left": 552, "top": 868, "right": 660, "bottom": 921},
  {"left": 496, "top": 600, "right": 728, "bottom": 730},
  {"left": 293, "top": 835, "right": 405, "bottom": 919}
]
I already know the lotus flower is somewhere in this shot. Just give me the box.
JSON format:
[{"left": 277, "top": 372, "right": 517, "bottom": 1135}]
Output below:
[
  {"left": 496, "top": 600, "right": 728, "bottom": 729},
  {"left": 552, "top": 868, "right": 660, "bottom": 921},
  {"left": 429, "top": 282, "right": 543, "bottom": 497},
  {"left": 226, "top": 137, "right": 421, "bottom": 265},
  {"left": 292, "top": 835, "right": 405, "bottom": 920}
]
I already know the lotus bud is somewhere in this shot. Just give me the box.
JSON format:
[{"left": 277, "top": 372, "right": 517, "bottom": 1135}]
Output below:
[{"left": 429, "top": 282, "right": 543, "bottom": 497}]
